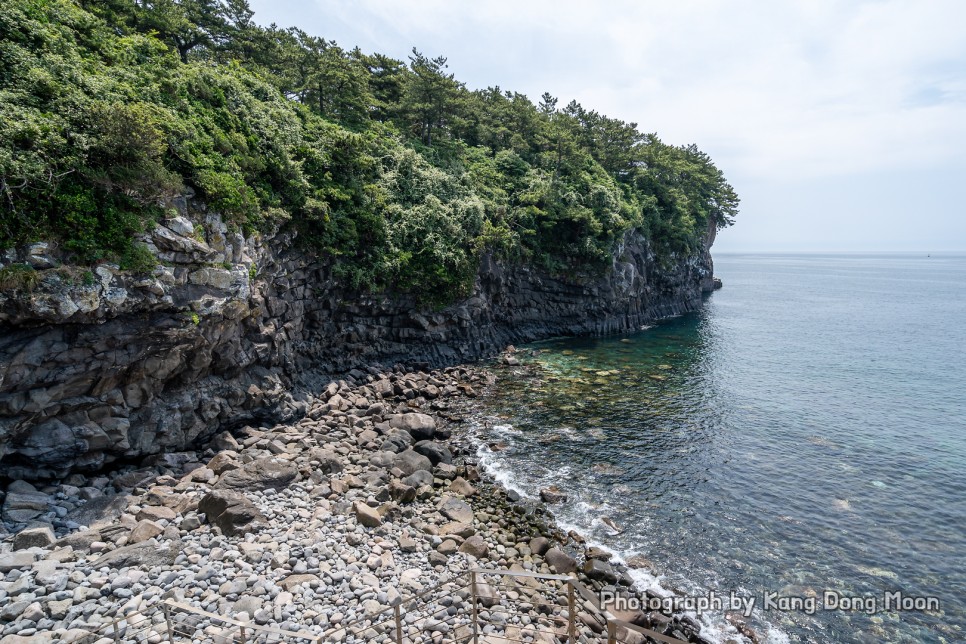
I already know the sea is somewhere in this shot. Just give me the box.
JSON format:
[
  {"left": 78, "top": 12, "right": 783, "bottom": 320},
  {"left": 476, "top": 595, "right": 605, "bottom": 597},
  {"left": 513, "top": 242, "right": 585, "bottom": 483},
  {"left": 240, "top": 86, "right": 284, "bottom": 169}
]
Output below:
[{"left": 470, "top": 253, "right": 966, "bottom": 643}]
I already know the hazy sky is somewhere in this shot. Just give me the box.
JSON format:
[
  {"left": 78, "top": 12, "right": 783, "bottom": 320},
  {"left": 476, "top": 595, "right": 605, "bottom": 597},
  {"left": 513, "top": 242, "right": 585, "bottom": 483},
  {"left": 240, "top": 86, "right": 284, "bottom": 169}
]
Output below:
[{"left": 249, "top": 0, "right": 966, "bottom": 252}]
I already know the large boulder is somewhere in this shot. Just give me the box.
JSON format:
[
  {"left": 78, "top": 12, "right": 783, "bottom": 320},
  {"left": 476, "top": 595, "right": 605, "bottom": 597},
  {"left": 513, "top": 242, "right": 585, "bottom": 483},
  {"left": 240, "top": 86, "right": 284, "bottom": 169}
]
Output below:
[
  {"left": 389, "top": 413, "right": 436, "bottom": 441},
  {"left": 215, "top": 458, "right": 297, "bottom": 491},
  {"left": 128, "top": 520, "right": 164, "bottom": 544},
  {"left": 583, "top": 558, "right": 620, "bottom": 584},
  {"left": 12, "top": 526, "right": 55, "bottom": 550},
  {"left": 199, "top": 489, "right": 266, "bottom": 536},
  {"left": 403, "top": 470, "right": 433, "bottom": 488},
  {"left": 308, "top": 448, "right": 343, "bottom": 474},
  {"left": 379, "top": 430, "right": 413, "bottom": 454},
  {"left": 354, "top": 502, "right": 382, "bottom": 528},
  {"left": 2, "top": 489, "right": 50, "bottom": 524},
  {"left": 539, "top": 485, "right": 568, "bottom": 504},
  {"left": 413, "top": 440, "right": 452, "bottom": 465},
  {"left": 91, "top": 539, "right": 181, "bottom": 570},
  {"left": 392, "top": 449, "right": 432, "bottom": 476},
  {"left": 544, "top": 548, "right": 578, "bottom": 574},
  {"left": 529, "top": 537, "right": 551, "bottom": 556},
  {"left": 459, "top": 535, "right": 489, "bottom": 558},
  {"left": 438, "top": 497, "right": 474, "bottom": 524},
  {"left": 388, "top": 480, "right": 417, "bottom": 503},
  {"left": 65, "top": 495, "right": 127, "bottom": 529}
]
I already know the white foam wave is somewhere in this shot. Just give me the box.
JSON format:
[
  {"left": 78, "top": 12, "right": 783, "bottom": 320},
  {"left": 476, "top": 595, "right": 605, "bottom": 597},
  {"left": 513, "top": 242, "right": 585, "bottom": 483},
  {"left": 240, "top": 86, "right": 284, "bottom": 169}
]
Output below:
[{"left": 471, "top": 438, "right": 790, "bottom": 644}]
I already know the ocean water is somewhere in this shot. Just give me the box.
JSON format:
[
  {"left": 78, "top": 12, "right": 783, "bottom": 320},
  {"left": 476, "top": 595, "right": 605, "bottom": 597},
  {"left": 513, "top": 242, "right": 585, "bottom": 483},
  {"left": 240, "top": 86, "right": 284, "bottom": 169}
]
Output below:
[{"left": 472, "top": 253, "right": 966, "bottom": 643}]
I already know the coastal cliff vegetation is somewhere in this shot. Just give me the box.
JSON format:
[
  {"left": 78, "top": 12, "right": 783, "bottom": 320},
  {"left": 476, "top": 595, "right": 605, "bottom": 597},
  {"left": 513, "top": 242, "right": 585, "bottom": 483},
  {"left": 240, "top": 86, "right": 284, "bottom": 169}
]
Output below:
[{"left": 0, "top": 0, "right": 738, "bottom": 304}]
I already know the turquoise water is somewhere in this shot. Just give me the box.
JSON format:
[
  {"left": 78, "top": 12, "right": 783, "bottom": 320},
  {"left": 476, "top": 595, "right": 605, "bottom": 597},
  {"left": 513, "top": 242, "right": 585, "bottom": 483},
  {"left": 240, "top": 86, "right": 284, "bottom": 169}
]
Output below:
[{"left": 474, "top": 253, "right": 966, "bottom": 643}]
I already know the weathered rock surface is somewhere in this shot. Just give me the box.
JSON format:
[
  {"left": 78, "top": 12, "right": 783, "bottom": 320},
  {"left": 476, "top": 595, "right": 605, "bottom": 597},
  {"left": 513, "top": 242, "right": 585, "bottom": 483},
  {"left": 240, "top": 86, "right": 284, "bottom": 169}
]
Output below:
[
  {"left": 90, "top": 539, "right": 181, "bottom": 569},
  {"left": 11, "top": 525, "right": 55, "bottom": 550},
  {"left": 0, "top": 201, "right": 717, "bottom": 478},
  {"left": 392, "top": 449, "right": 433, "bottom": 477},
  {"left": 545, "top": 547, "right": 578, "bottom": 574},
  {"left": 214, "top": 458, "right": 297, "bottom": 492},
  {"left": 390, "top": 413, "right": 436, "bottom": 441},
  {"left": 199, "top": 489, "right": 266, "bottom": 536}
]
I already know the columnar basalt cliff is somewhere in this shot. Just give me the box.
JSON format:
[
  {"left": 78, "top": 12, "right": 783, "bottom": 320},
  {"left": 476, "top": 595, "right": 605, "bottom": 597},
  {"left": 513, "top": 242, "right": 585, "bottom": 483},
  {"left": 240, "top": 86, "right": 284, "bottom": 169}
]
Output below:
[{"left": 0, "top": 205, "right": 718, "bottom": 480}]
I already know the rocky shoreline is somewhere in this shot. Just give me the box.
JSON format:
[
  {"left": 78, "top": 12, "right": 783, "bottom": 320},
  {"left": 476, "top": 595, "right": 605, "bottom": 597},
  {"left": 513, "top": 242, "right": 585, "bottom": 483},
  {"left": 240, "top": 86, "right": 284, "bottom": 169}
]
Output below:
[{"left": 0, "top": 362, "right": 748, "bottom": 644}]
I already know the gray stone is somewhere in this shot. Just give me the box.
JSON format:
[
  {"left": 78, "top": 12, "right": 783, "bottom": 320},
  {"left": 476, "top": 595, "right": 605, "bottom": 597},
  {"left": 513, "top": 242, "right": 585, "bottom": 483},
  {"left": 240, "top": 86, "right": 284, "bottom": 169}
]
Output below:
[
  {"left": 128, "top": 520, "right": 164, "bottom": 544},
  {"left": 55, "top": 528, "right": 100, "bottom": 552},
  {"left": 310, "top": 449, "right": 343, "bottom": 474},
  {"left": 438, "top": 497, "right": 474, "bottom": 524},
  {"left": 206, "top": 451, "right": 239, "bottom": 475},
  {"left": 413, "top": 440, "right": 452, "bottom": 465},
  {"left": 354, "top": 502, "right": 382, "bottom": 528},
  {"left": 436, "top": 539, "right": 459, "bottom": 555},
  {"left": 0, "top": 552, "right": 37, "bottom": 573},
  {"left": 388, "top": 480, "right": 416, "bottom": 503},
  {"left": 233, "top": 595, "right": 263, "bottom": 616},
  {"left": 402, "top": 470, "right": 433, "bottom": 489},
  {"left": 448, "top": 476, "right": 476, "bottom": 496},
  {"left": 12, "top": 526, "right": 55, "bottom": 550},
  {"left": 21, "top": 602, "right": 44, "bottom": 622},
  {"left": 529, "top": 537, "right": 551, "bottom": 556},
  {"left": 199, "top": 489, "right": 266, "bottom": 536},
  {"left": 47, "top": 598, "right": 73, "bottom": 619},
  {"left": 65, "top": 495, "right": 126, "bottom": 528},
  {"left": 544, "top": 548, "right": 578, "bottom": 574},
  {"left": 389, "top": 413, "right": 436, "bottom": 441},
  {"left": 0, "top": 600, "right": 29, "bottom": 622},
  {"left": 379, "top": 430, "right": 413, "bottom": 454},
  {"left": 25, "top": 242, "right": 56, "bottom": 269},
  {"left": 458, "top": 535, "right": 489, "bottom": 558},
  {"left": 583, "top": 558, "right": 620, "bottom": 584},
  {"left": 215, "top": 458, "right": 297, "bottom": 491},
  {"left": 473, "top": 580, "right": 500, "bottom": 608},
  {"left": 165, "top": 215, "right": 195, "bottom": 237},
  {"left": 2, "top": 491, "right": 49, "bottom": 524},
  {"left": 392, "top": 449, "right": 432, "bottom": 477},
  {"left": 34, "top": 565, "right": 68, "bottom": 592},
  {"left": 539, "top": 485, "right": 568, "bottom": 503},
  {"left": 136, "top": 505, "right": 176, "bottom": 522},
  {"left": 91, "top": 539, "right": 181, "bottom": 569}
]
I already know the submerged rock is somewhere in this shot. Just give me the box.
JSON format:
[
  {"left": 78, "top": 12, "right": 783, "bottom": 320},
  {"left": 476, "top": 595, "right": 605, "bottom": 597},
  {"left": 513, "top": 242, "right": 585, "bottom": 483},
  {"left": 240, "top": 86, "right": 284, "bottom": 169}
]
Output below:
[{"left": 539, "top": 485, "right": 568, "bottom": 504}]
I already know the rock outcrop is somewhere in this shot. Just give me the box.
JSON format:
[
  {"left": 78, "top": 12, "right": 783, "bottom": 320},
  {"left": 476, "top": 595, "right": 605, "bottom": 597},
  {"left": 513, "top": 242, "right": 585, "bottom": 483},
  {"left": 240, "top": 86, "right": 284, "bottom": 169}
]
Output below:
[{"left": 0, "top": 201, "right": 718, "bottom": 479}]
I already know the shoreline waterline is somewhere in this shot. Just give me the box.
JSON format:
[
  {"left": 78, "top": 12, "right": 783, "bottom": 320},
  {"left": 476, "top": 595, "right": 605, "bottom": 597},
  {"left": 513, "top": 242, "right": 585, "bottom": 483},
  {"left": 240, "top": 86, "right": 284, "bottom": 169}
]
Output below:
[
  {"left": 471, "top": 252, "right": 966, "bottom": 643},
  {"left": 0, "top": 363, "right": 744, "bottom": 644}
]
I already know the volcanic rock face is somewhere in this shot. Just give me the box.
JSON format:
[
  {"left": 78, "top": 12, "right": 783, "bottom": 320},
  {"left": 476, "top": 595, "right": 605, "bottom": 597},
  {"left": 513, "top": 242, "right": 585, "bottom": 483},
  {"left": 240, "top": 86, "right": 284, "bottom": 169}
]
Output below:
[{"left": 0, "top": 204, "right": 716, "bottom": 479}]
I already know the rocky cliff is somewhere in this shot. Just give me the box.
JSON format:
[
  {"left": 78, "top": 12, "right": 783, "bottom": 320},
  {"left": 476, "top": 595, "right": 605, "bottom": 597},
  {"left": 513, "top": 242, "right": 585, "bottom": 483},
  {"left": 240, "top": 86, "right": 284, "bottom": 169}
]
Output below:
[{"left": 0, "top": 201, "right": 718, "bottom": 480}]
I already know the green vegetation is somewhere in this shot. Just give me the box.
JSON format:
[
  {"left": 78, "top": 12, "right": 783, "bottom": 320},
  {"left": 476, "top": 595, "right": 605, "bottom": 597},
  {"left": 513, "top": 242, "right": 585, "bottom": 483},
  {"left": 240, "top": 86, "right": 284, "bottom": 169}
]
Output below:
[
  {"left": 0, "top": 263, "right": 40, "bottom": 293},
  {"left": 0, "top": 0, "right": 738, "bottom": 304}
]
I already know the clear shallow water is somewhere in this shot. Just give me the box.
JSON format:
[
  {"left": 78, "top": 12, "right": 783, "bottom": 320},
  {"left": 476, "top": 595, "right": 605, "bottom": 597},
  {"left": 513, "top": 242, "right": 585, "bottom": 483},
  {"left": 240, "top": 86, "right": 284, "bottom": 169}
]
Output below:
[{"left": 473, "top": 253, "right": 966, "bottom": 643}]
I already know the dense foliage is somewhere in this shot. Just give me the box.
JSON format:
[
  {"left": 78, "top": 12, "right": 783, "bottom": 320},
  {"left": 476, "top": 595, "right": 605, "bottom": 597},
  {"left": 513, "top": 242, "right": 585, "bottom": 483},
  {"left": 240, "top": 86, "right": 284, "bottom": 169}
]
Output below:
[{"left": 0, "top": 0, "right": 738, "bottom": 302}]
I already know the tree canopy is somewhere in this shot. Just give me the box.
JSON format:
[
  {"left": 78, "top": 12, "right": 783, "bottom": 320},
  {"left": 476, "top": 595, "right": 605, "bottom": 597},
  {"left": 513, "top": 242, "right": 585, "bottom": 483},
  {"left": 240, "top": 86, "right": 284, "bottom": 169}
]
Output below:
[{"left": 0, "top": 0, "right": 738, "bottom": 303}]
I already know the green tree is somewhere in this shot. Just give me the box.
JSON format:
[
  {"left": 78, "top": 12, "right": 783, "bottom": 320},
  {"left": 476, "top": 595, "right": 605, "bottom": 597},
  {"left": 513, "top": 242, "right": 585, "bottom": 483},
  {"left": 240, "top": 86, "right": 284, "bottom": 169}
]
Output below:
[{"left": 401, "top": 49, "right": 462, "bottom": 147}]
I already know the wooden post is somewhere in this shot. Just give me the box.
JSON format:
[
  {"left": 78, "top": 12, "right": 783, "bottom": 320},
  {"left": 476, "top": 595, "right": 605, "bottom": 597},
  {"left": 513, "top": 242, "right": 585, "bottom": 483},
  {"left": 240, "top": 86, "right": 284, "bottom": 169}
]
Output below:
[
  {"left": 470, "top": 571, "right": 480, "bottom": 644},
  {"left": 607, "top": 620, "right": 618, "bottom": 644},
  {"left": 162, "top": 603, "right": 175, "bottom": 642},
  {"left": 112, "top": 620, "right": 121, "bottom": 644},
  {"left": 567, "top": 580, "right": 576, "bottom": 643},
  {"left": 239, "top": 623, "right": 247, "bottom": 644},
  {"left": 394, "top": 603, "right": 403, "bottom": 643}
]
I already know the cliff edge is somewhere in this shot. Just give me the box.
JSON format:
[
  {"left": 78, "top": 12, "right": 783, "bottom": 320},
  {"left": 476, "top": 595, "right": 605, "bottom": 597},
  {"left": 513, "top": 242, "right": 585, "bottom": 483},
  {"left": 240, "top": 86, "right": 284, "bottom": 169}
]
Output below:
[{"left": 0, "top": 206, "right": 717, "bottom": 480}]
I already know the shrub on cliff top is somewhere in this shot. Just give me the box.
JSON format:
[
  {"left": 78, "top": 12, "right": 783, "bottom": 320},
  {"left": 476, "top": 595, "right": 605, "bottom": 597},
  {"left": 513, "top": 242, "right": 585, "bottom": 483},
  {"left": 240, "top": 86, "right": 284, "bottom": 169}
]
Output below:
[{"left": 0, "top": 0, "right": 738, "bottom": 306}]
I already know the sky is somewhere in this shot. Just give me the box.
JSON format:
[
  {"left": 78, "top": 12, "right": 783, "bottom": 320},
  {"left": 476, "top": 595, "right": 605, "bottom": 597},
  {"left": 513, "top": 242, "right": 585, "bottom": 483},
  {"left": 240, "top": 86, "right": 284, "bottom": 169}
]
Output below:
[{"left": 248, "top": 0, "right": 966, "bottom": 252}]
